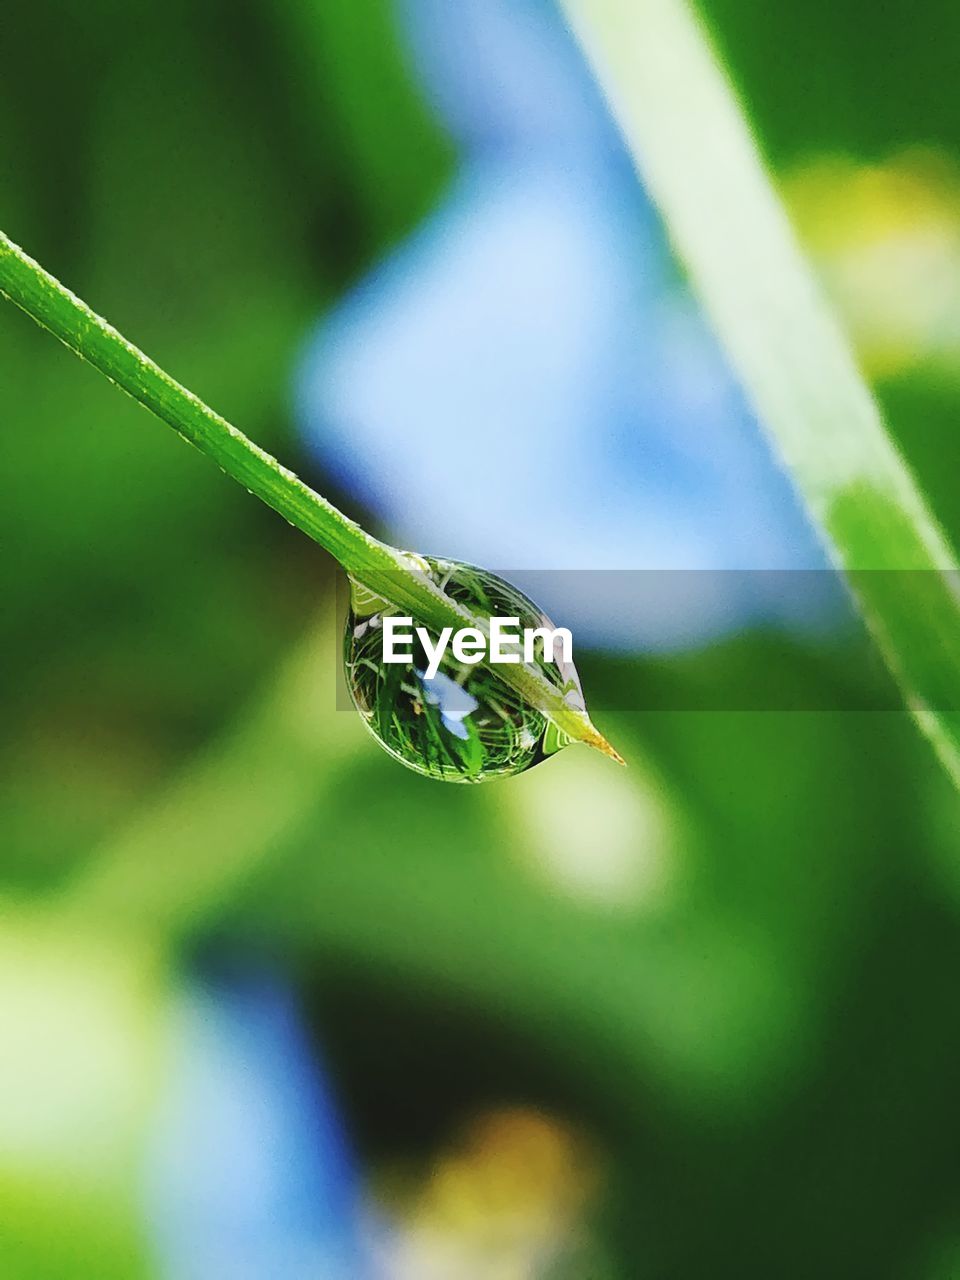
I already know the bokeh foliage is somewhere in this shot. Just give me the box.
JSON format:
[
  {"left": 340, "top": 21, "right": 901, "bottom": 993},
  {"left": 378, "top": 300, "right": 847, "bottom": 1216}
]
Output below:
[{"left": 1, "top": 0, "right": 960, "bottom": 1276}]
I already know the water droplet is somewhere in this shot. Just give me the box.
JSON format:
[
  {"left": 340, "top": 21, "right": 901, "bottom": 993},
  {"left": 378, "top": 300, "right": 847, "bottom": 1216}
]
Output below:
[{"left": 343, "top": 556, "right": 585, "bottom": 782}]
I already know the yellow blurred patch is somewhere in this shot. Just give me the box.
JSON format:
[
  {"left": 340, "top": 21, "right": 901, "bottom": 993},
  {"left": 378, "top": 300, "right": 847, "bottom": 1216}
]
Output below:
[{"left": 783, "top": 149, "right": 960, "bottom": 379}]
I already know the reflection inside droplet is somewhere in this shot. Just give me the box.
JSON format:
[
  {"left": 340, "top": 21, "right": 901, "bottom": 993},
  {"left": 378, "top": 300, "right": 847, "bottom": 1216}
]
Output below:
[{"left": 342, "top": 556, "right": 585, "bottom": 783}]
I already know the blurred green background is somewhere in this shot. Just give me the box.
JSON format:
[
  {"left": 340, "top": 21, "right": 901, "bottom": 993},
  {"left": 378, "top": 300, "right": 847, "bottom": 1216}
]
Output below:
[{"left": 2, "top": 0, "right": 960, "bottom": 1276}]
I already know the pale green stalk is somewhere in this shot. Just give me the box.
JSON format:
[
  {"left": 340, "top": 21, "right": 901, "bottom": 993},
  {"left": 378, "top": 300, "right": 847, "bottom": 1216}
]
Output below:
[{"left": 562, "top": 0, "right": 960, "bottom": 787}]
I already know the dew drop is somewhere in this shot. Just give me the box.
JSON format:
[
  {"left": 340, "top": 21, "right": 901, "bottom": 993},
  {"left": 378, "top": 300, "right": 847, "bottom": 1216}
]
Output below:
[{"left": 343, "top": 556, "right": 585, "bottom": 783}]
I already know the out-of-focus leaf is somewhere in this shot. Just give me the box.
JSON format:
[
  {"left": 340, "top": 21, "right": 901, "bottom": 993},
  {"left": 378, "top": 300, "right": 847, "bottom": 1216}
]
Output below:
[
  {"left": 269, "top": 0, "right": 453, "bottom": 257},
  {"left": 0, "top": 907, "right": 165, "bottom": 1278}
]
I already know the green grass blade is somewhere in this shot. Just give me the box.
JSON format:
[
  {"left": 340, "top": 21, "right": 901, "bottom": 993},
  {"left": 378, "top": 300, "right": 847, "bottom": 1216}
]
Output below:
[
  {"left": 0, "top": 229, "right": 619, "bottom": 760},
  {"left": 561, "top": 0, "right": 960, "bottom": 787}
]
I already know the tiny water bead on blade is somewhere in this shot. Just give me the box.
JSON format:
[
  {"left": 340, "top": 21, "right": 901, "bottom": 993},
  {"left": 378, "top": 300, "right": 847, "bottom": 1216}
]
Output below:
[{"left": 343, "top": 557, "right": 586, "bottom": 782}]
